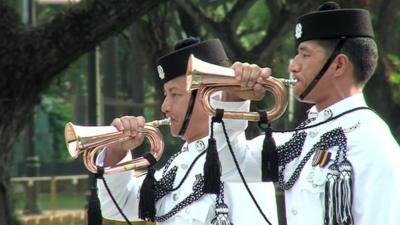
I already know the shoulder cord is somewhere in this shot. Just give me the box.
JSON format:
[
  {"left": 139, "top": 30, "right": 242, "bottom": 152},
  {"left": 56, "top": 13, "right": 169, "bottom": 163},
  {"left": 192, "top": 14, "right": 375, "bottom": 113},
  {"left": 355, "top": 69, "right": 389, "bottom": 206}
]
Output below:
[
  {"left": 218, "top": 120, "right": 273, "bottom": 225},
  {"left": 96, "top": 167, "right": 134, "bottom": 225},
  {"left": 272, "top": 106, "right": 372, "bottom": 133}
]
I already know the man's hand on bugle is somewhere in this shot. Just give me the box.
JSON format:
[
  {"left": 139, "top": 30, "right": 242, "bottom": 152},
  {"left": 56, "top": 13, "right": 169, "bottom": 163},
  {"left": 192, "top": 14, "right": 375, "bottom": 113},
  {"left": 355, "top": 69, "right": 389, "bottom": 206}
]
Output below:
[
  {"left": 102, "top": 116, "right": 146, "bottom": 167},
  {"left": 222, "top": 62, "right": 271, "bottom": 101}
]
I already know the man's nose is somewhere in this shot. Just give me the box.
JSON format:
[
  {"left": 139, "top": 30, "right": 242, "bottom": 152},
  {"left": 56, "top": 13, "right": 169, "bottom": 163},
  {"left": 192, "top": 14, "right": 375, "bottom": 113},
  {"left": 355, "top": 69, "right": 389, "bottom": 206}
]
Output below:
[
  {"left": 161, "top": 98, "right": 170, "bottom": 113},
  {"left": 289, "top": 56, "right": 300, "bottom": 74}
]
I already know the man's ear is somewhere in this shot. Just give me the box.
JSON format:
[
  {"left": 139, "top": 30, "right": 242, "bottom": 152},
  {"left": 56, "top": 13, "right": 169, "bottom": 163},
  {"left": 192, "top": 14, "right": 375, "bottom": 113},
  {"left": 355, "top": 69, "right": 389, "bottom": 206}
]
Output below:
[{"left": 333, "top": 54, "right": 349, "bottom": 78}]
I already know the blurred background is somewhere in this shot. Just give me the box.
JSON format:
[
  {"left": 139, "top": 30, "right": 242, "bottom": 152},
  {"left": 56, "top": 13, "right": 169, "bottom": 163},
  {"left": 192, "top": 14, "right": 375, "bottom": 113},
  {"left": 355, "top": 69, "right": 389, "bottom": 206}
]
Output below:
[{"left": 1, "top": 0, "right": 400, "bottom": 224}]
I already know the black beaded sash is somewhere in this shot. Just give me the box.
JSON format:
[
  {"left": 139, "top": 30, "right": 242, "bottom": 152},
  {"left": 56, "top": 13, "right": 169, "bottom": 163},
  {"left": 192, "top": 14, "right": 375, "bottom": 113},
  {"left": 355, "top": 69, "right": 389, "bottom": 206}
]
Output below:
[
  {"left": 153, "top": 145, "right": 208, "bottom": 222},
  {"left": 155, "top": 175, "right": 205, "bottom": 222},
  {"left": 278, "top": 128, "right": 347, "bottom": 190}
]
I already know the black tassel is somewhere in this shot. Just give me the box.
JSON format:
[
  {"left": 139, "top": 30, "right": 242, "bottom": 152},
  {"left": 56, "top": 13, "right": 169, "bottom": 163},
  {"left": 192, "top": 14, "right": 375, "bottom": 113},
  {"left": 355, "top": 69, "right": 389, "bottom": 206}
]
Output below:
[
  {"left": 324, "top": 164, "right": 339, "bottom": 225},
  {"left": 204, "top": 137, "right": 221, "bottom": 194},
  {"left": 204, "top": 109, "right": 224, "bottom": 194},
  {"left": 211, "top": 202, "right": 232, "bottom": 225},
  {"left": 211, "top": 182, "right": 232, "bottom": 225},
  {"left": 337, "top": 160, "right": 353, "bottom": 225},
  {"left": 324, "top": 161, "right": 354, "bottom": 225},
  {"left": 138, "top": 153, "right": 158, "bottom": 221},
  {"left": 87, "top": 169, "right": 103, "bottom": 225},
  {"left": 259, "top": 111, "right": 278, "bottom": 182},
  {"left": 87, "top": 177, "right": 102, "bottom": 225},
  {"left": 139, "top": 167, "right": 156, "bottom": 221}
]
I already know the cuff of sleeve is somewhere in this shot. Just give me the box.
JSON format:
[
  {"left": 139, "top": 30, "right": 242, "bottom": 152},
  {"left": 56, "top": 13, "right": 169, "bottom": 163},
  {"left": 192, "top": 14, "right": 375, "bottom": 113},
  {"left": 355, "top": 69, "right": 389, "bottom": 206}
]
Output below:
[
  {"left": 210, "top": 94, "right": 250, "bottom": 112},
  {"left": 209, "top": 95, "right": 250, "bottom": 131},
  {"left": 96, "top": 148, "right": 106, "bottom": 167}
]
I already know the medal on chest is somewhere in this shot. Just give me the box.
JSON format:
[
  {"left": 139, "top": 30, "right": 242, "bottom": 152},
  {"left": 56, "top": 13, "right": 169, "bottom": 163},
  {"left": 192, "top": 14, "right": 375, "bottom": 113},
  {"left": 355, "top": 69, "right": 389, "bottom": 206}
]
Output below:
[{"left": 311, "top": 149, "right": 331, "bottom": 168}]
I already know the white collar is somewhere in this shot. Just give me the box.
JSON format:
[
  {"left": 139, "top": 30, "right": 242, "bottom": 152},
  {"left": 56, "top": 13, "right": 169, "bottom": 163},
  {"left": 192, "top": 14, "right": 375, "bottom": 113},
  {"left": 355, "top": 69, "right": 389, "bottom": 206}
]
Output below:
[
  {"left": 184, "top": 136, "right": 209, "bottom": 153},
  {"left": 307, "top": 93, "right": 368, "bottom": 121}
]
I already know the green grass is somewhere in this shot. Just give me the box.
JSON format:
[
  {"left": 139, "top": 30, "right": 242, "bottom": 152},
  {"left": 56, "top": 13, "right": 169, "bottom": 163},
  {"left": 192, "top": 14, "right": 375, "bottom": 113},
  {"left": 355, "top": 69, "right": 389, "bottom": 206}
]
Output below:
[{"left": 13, "top": 192, "right": 87, "bottom": 211}]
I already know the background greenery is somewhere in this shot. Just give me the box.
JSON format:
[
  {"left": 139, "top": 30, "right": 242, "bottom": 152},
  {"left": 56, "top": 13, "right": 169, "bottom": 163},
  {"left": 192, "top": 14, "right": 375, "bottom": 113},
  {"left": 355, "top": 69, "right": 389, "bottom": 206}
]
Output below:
[
  {"left": 12, "top": 0, "right": 400, "bottom": 173},
  {"left": 1, "top": 0, "right": 399, "bottom": 224}
]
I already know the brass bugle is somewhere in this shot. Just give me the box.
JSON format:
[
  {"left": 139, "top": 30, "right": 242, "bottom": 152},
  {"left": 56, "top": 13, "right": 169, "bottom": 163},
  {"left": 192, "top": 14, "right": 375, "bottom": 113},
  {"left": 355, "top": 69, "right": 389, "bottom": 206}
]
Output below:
[
  {"left": 186, "top": 54, "right": 296, "bottom": 121},
  {"left": 64, "top": 118, "right": 170, "bottom": 175}
]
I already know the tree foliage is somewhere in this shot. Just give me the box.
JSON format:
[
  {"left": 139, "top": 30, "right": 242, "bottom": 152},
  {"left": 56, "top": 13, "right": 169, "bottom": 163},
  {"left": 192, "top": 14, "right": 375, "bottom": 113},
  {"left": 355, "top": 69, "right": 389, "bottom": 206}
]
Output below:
[
  {"left": 0, "top": 0, "right": 166, "bottom": 224},
  {"left": 1, "top": 0, "right": 400, "bottom": 224}
]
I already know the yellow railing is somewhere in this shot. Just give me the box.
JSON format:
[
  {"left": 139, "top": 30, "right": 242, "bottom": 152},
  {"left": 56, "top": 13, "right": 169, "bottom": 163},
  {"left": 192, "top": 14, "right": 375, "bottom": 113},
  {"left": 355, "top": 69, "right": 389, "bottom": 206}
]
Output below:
[
  {"left": 12, "top": 175, "right": 88, "bottom": 225},
  {"left": 17, "top": 210, "right": 85, "bottom": 225}
]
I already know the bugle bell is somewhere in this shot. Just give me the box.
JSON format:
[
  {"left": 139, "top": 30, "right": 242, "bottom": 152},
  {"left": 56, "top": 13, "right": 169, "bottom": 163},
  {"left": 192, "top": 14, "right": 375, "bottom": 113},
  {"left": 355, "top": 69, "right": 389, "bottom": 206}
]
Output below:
[
  {"left": 186, "top": 54, "right": 296, "bottom": 122},
  {"left": 64, "top": 118, "right": 170, "bottom": 175}
]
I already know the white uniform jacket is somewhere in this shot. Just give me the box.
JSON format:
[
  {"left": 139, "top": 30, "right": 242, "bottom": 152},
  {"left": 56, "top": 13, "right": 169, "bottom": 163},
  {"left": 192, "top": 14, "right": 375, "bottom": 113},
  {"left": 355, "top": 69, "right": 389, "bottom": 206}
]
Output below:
[
  {"left": 97, "top": 98, "right": 278, "bottom": 225},
  {"left": 249, "top": 93, "right": 400, "bottom": 225}
]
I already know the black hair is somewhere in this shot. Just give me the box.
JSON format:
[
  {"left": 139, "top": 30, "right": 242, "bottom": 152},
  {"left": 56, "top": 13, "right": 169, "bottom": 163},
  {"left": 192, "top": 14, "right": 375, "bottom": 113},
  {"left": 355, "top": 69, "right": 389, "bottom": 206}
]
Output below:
[{"left": 316, "top": 37, "right": 378, "bottom": 86}]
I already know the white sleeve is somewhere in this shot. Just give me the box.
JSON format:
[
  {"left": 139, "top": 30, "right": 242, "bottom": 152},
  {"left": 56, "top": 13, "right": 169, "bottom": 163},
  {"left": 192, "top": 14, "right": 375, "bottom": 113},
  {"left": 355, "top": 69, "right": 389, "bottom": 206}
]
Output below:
[
  {"left": 96, "top": 149, "right": 145, "bottom": 221},
  {"left": 97, "top": 171, "right": 144, "bottom": 221},
  {"left": 210, "top": 96, "right": 263, "bottom": 181},
  {"left": 209, "top": 95, "right": 292, "bottom": 182},
  {"left": 209, "top": 93, "right": 249, "bottom": 133},
  {"left": 346, "top": 119, "right": 400, "bottom": 225}
]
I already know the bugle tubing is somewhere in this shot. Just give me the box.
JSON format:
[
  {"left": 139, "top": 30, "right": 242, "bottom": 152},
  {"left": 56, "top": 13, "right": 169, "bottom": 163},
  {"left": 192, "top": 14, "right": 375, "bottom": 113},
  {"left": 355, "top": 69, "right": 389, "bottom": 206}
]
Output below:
[
  {"left": 186, "top": 54, "right": 294, "bottom": 121},
  {"left": 64, "top": 118, "right": 170, "bottom": 175}
]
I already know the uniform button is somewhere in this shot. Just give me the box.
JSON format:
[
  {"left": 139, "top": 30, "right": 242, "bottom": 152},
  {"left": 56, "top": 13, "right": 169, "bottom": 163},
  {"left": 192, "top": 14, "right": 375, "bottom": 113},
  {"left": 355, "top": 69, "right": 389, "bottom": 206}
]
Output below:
[
  {"left": 306, "top": 171, "right": 314, "bottom": 182},
  {"left": 323, "top": 109, "right": 333, "bottom": 120},
  {"left": 309, "top": 130, "right": 318, "bottom": 138},
  {"left": 195, "top": 140, "right": 205, "bottom": 151},
  {"left": 181, "top": 163, "right": 188, "bottom": 170},
  {"left": 291, "top": 209, "right": 298, "bottom": 215},
  {"left": 173, "top": 193, "right": 179, "bottom": 201}
]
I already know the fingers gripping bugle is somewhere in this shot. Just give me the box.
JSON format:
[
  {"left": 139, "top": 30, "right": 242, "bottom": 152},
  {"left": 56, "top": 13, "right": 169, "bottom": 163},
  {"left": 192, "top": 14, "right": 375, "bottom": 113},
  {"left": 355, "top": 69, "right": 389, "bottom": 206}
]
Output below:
[
  {"left": 64, "top": 118, "right": 170, "bottom": 175},
  {"left": 186, "top": 55, "right": 296, "bottom": 121}
]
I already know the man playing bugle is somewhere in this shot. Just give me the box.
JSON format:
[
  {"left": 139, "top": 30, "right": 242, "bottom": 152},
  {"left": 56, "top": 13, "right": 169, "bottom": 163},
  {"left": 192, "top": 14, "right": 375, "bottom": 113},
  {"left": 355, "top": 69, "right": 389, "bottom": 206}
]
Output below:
[{"left": 97, "top": 37, "right": 278, "bottom": 225}]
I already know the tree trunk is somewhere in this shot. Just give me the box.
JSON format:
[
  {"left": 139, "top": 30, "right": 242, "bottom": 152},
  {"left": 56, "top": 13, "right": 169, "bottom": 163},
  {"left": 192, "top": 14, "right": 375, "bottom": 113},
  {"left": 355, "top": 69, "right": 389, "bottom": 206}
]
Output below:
[
  {"left": 0, "top": 0, "right": 166, "bottom": 224},
  {"left": 102, "top": 37, "right": 118, "bottom": 124}
]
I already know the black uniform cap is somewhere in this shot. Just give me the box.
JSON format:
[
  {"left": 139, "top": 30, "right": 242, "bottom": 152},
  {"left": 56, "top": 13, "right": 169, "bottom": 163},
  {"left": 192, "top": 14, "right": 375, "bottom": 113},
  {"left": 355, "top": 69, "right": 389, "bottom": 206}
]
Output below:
[
  {"left": 294, "top": 1, "right": 375, "bottom": 47},
  {"left": 156, "top": 38, "right": 229, "bottom": 83}
]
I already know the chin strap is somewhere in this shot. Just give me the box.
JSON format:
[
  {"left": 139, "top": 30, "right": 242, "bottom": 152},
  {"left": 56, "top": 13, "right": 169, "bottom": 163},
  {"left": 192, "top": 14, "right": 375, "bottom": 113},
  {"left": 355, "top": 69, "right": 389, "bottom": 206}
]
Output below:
[
  {"left": 299, "top": 37, "right": 347, "bottom": 100},
  {"left": 178, "top": 90, "right": 198, "bottom": 137}
]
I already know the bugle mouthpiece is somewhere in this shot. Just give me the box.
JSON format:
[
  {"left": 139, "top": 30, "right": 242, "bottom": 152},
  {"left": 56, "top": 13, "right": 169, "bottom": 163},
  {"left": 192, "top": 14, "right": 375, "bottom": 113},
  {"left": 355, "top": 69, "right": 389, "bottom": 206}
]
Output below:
[
  {"left": 146, "top": 118, "right": 171, "bottom": 127},
  {"left": 278, "top": 78, "right": 297, "bottom": 86}
]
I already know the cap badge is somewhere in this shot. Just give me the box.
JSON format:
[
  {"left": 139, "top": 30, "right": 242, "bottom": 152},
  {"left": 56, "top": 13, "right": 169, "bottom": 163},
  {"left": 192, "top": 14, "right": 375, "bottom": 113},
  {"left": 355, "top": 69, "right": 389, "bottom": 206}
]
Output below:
[
  {"left": 295, "top": 23, "right": 303, "bottom": 39},
  {"left": 157, "top": 65, "right": 165, "bottom": 80}
]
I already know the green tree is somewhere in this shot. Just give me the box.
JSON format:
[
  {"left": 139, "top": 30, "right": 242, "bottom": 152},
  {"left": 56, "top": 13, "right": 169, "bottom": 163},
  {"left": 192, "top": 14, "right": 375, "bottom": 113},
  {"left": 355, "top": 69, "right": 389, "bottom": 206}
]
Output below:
[
  {"left": 2, "top": 0, "right": 400, "bottom": 224},
  {"left": 0, "top": 0, "right": 166, "bottom": 224}
]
